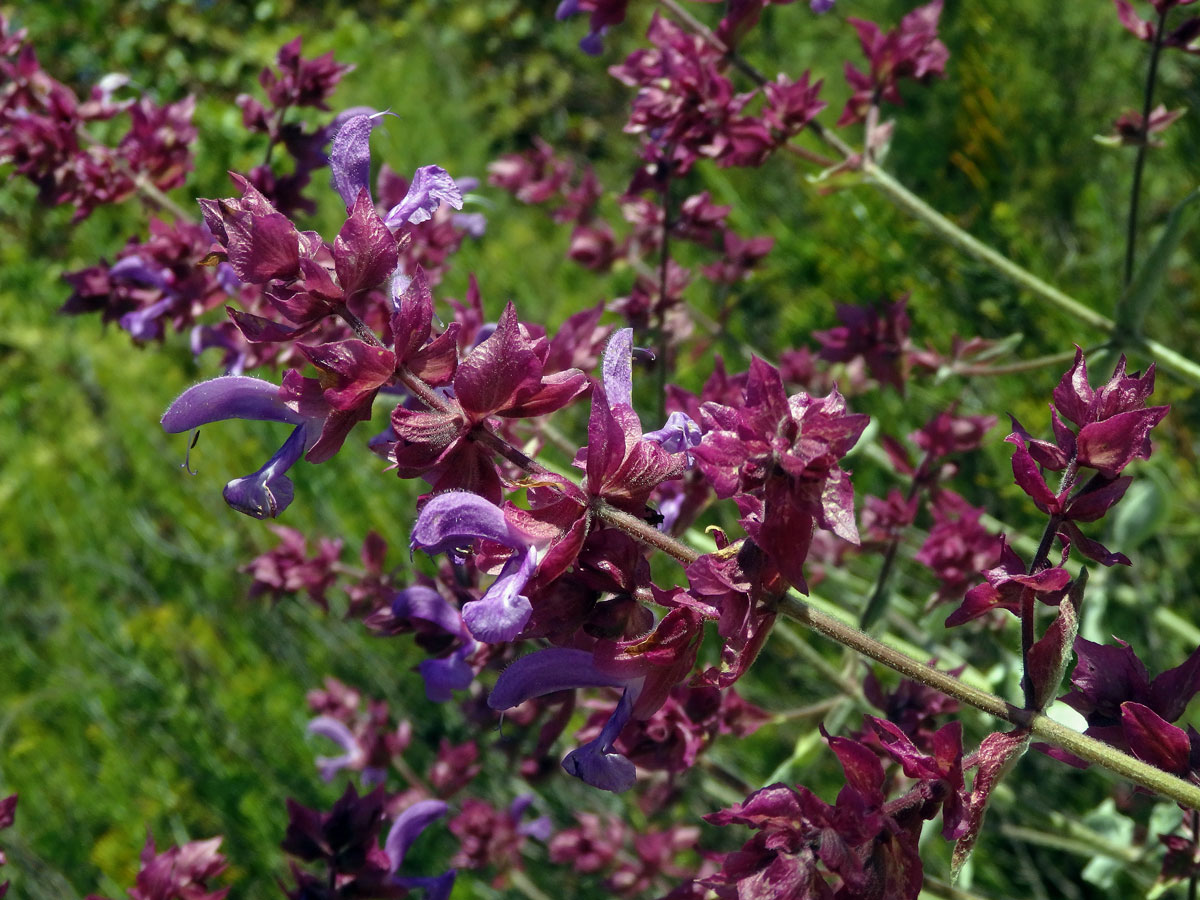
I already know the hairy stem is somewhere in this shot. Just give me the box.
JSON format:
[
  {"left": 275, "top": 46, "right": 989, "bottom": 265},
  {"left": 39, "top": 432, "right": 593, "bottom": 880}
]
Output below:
[
  {"left": 657, "top": 0, "right": 1200, "bottom": 383},
  {"left": 861, "top": 163, "right": 1111, "bottom": 331},
  {"left": 588, "top": 496, "right": 1200, "bottom": 807},
  {"left": 775, "top": 594, "right": 1200, "bottom": 809},
  {"left": 1124, "top": 7, "right": 1169, "bottom": 288}
]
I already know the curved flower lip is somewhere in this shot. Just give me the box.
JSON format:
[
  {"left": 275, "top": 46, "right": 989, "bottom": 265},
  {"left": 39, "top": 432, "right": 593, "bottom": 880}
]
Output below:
[
  {"left": 385, "top": 799, "right": 448, "bottom": 873},
  {"left": 411, "top": 492, "right": 547, "bottom": 643},
  {"left": 306, "top": 715, "right": 365, "bottom": 782},
  {"left": 460, "top": 547, "right": 538, "bottom": 643},
  {"left": 221, "top": 423, "right": 308, "bottom": 519},
  {"left": 410, "top": 491, "right": 539, "bottom": 559},
  {"left": 489, "top": 648, "right": 642, "bottom": 792},
  {"left": 562, "top": 689, "right": 637, "bottom": 792},
  {"left": 161, "top": 376, "right": 308, "bottom": 433},
  {"left": 488, "top": 648, "right": 630, "bottom": 710}
]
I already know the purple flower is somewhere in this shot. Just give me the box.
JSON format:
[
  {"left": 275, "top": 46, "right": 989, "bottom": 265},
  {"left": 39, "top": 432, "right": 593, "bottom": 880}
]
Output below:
[
  {"left": 385, "top": 800, "right": 456, "bottom": 900},
  {"left": 329, "top": 113, "right": 463, "bottom": 228},
  {"left": 161, "top": 376, "right": 326, "bottom": 518},
  {"left": 410, "top": 492, "right": 547, "bottom": 643},
  {"left": 384, "top": 165, "right": 463, "bottom": 230},
  {"left": 489, "top": 647, "right": 639, "bottom": 792},
  {"left": 604, "top": 329, "right": 701, "bottom": 454},
  {"left": 307, "top": 715, "right": 373, "bottom": 784},
  {"left": 392, "top": 586, "right": 480, "bottom": 701}
]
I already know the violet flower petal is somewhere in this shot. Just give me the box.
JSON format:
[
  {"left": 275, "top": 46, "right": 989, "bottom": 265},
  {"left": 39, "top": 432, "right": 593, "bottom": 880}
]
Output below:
[
  {"left": 109, "top": 255, "right": 173, "bottom": 290},
  {"left": 385, "top": 799, "right": 449, "bottom": 872},
  {"left": 506, "top": 794, "right": 552, "bottom": 839},
  {"left": 579, "top": 28, "right": 607, "bottom": 56},
  {"left": 488, "top": 648, "right": 628, "bottom": 710},
  {"left": 383, "top": 165, "right": 463, "bottom": 229},
  {"left": 644, "top": 411, "right": 702, "bottom": 454},
  {"left": 562, "top": 689, "right": 637, "bottom": 792},
  {"left": 460, "top": 546, "right": 538, "bottom": 642},
  {"left": 520, "top": 815, "right": 553, "bottom": 841},
  {"left": 509, "top": 794, "right": 535, "bottom": 821},
  {"left": 161, "top": 376, "right": 305, "bottom": 432},
  {"left": 330, "top": 113, "right": 379, "bottom": 211},
  {"left": 410, "top": 491, "right": 522, "bottom": 557},
  {"left": 603, "top": 327, "right": 634, "bottom": 409},
  {"left": 119, "top": 296, "right": 174, "bottom": 341},
  {"left": 392, "top": 585, "right": 464, "bottom": 636},
  {"left": 452, "top": 211, "right": 488, "bottom": 237},
  {"left": 221, "top": 423, "right": 307, "bottom": 519},
  {"left": 393, "top": 871, "right": 456, "bottom": 900},
  {"left": 306, "top": 715, "right": 365, "bottom": 782},
  {"left": 419, "top": 647, "right": 476, "bottom": 703}
]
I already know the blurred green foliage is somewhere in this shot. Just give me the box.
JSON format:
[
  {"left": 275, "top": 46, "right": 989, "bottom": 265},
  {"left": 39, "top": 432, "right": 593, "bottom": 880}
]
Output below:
[{"left": 2, "top": 1, "right": 1200, "bottom": 898}]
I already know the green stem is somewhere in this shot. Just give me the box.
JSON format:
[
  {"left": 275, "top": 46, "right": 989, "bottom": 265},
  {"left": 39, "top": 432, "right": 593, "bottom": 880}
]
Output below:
[
  {"left": 1123, "top": 7, "right": 1170, "bottom": 288},
  {"left": 591, "top": 495, "right": 1200, "bottom": 808},
  {"left": 950, "top": 348, "right": 1084, "bottom": 377},
  {"left": 775, "top": 593, "right": 1200, "bottom": 809},
  {"left": 655, "top": 0, "right": 1200, "bottom": 384},
  {"left": 997, "top": 823, "right": 1141, "bottom": 864},
  {"left": 862, "top": 163, "right": 1200, "bottom": 383},
  {"left": 509, "top": 868, "right": 555, "bottom": 900},
  {"left": 861, "top": 163, "right": 1110, "bottom": 331}
]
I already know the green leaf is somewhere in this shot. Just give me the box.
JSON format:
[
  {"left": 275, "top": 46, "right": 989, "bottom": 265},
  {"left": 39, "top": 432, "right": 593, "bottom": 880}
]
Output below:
[
  {"left": 1080, "top": 799, "right": 1135, "bottom": 889},
  {"left": 1109, "top": 470, "right": 1170, "bottom": 552},
  {"left": 1115, "top": 189, "right": 1200, "bottom": 339}
]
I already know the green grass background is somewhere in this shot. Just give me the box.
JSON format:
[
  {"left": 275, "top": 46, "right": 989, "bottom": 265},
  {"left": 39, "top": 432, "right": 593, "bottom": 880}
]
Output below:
[{"left": 2, "top": 1, "right": 1200, "bottom": 897}]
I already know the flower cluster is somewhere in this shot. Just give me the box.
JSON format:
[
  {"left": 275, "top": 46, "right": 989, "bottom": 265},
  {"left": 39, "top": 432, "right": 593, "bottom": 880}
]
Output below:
[
  {"left": 610, "top": 14, "right": 825, "bottom": 173},
  {"left": 281, "top": 785, "right": 454, "bottom": 900},
  {"left": 693, "top": 357, "right": 868, "bottom": 593},
  {"left": 694, "top": 719, "right": 968, "bottom": 899},
  {"left": 85, "top": 834, "right": 229, "bottom": 900},
  {"left": 235, "top": 36, "right": 354, "bottom": 216},
  {"left": 17, "top": 3, "right": 1200, "bottom": 898},
  {"left": 0, "top": 15, "right": 195, "bottom": 220},
  {"left": 948, "top": 350, "right": 1168, "bottom": 626},
  {"left": 488, "top": 138, "right": 776, "bottom": 350},
  {"left": 1058, "top": 637, "right": 1200, "bottom": 764},
  {"left": 839, "top": 0, "right": 949, "bottom": 126},
  {"left": 54, "top": 36, "right": 357, "bottom": 357}
]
